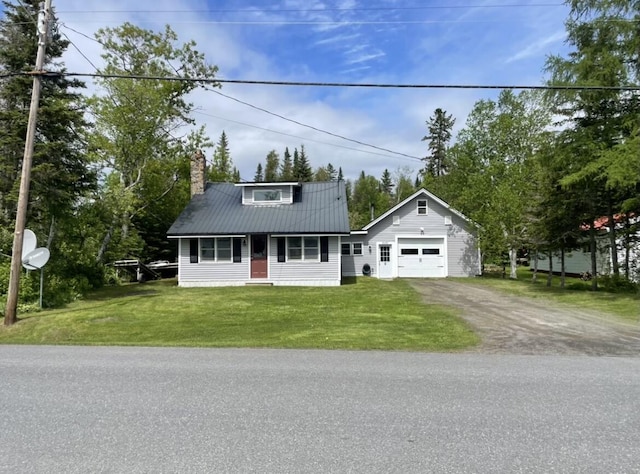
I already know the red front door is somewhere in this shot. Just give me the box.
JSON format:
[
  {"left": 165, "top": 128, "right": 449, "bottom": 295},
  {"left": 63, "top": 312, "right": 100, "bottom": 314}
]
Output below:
[{"left": 251, "top": 234, "right": 268, "bottom": 278}]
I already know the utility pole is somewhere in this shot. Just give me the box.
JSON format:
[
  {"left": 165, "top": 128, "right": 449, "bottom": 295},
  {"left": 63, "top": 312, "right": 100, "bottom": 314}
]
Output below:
[{"left": 4, "top": 0, "right": 53, "bottom": 326}]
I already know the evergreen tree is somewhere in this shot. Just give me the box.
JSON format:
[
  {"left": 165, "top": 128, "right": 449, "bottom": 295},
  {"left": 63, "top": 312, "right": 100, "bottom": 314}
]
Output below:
[
  {"left": 280, "top": 147, "right": 293, "bottom": 181},
  {"left": 296, "top": 144, "right": 313, "bottom": 181},
  {"left": 326, "top": 163, "right": 337, "bottom": 181},
  {"left": 0, "top": 0, "right": 98, "bottom": 313},
  {"left": 232, "top": 167, "right": 241, "bottom": 182},
  {"left": 380, "top": 169, "right": 393, "bottom": 194},
  {"left": 421, "top": 108, "right": 455, "bottom": 178},
  {"left": 0, "top": 0, "right": 93, "bottom": 230},
  {"left": 209, "top": 131, "right": 233, "bottom": 182},
  {"left": 254, "top": 163, "right": 264, "bottom": 182},
  {"left": 292, "top": 149, "right": 300, "bottom": 180},
  {"left": 546, "top": 0, "right": 640, "bottom": 283},
  {"left": 264, "top": 150, "right": 280, "bottom": 182},
  {"left": 338, "top": 167, "right": 344, "bottom": 181}
]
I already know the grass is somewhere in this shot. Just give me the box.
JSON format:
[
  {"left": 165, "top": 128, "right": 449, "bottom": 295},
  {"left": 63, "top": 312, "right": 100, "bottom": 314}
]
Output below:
[
  {"left": 459, "top": 267, "right": 640, "bottom": 322},
  {"left": 0, "top": 277, "right": 480, "bottom": 351}
]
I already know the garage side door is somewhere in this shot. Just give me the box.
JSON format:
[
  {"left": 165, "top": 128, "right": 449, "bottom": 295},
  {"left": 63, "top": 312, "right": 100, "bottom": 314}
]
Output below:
[{"left": 397, "top": 238, "right": 445, "bottom": 278}]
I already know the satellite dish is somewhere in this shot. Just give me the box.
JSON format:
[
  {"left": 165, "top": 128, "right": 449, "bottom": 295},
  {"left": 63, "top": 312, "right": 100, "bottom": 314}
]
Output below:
[
  {"left": 22, "top": 247, "right": 50, "bottom": 270},
  {"left": 22, "top": 229, "right": 37, "bottom": 260}
]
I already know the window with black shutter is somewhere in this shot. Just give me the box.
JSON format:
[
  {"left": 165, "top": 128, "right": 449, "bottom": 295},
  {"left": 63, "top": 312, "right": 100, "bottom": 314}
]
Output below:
[
  {"left": 189, "top": 239, "right": 198, "bottom": 263},
  {"left": 233, "top": 238, "right": 242, "bottom": 263},
  {"left": 277, "top": 237, "right": 286, "bottom": 262},
  {"left": 320, "top": 236, "right": 329, "bottom": 262}
]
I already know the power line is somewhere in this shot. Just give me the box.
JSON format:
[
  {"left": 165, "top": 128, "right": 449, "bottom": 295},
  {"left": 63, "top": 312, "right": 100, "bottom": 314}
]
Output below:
[
  {"left": 194, "top": 110, "right": 420, "bottom": 162},
  {"left": 207, "top": 88, "right": 422, "bottom": 161},
  {"left": 57, "top": 4, "right": 565, "bottom": 15},
  {"left": 29, "top": 71, "right": 640, "bottom": 91}
]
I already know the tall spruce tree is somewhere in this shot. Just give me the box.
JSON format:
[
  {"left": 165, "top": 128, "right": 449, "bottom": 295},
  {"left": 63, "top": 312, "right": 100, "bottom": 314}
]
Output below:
[
  {"left": 0, "top": 0, "right": 92, "bottom": 234},
  {"left": 254, "top": 163, "right": 264, "bottom": 182},
  {"left": 0, "top": 0, "right": 99, "bottom": 314},
  {"left": 280, "top": 147, "right": 293, "bottom": 181},
  {"left": 209, "top": 131, "right": 234, "bottom": 182},
  {"left": 421, "top": 108, "right": 455, "bottom": 178}
]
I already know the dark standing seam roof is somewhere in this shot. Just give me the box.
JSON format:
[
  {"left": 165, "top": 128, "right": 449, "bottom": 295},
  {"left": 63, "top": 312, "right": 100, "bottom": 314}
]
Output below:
[{"left": 167, "top": 181, "right": 350, "bottom": 236}]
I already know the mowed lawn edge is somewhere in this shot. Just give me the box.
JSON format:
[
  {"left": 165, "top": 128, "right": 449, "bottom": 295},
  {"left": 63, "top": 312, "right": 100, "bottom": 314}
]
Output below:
[
  {"left": 0, "top": 278, "right": 480, "bottom": 351},
  {"left": 453, "top": 270, "right": 640, "bottom": 322}
]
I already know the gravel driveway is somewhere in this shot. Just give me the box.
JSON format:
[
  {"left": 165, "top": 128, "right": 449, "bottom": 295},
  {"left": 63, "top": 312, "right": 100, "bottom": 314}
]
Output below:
[{"left": 409, "top": 280, "right": 640, "bottom": 356}]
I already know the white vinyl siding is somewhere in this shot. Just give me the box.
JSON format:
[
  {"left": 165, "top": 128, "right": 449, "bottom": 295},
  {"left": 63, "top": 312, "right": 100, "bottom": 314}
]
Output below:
[
  {"left": 178, "top": 238, "right": 249, "bottom": 282},
  {"left": 270, "top": 236, "right": 340, "bottom": 283},
  {"left": 341, "top": 193, "right": 480, "bottom": 278}
]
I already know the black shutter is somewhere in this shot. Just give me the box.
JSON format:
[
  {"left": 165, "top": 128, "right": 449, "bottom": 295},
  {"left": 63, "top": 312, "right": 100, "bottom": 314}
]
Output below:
[
  {"left": 233, "top": 238, "right": 242, "bottom": 263},
  {"left": 277, "top": 237, "right": 286, "bottom": 262},
  {"left": 320, "top": 236, "right": 329, "bottom": 262},
  {"left": 189, "top": 239, "right": 199, "bottom": 263}
]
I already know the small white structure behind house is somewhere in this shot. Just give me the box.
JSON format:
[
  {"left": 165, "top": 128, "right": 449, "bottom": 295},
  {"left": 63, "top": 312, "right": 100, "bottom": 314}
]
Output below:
[
  {"left": 536, "top": 215, "right": 639, "bottom": 281},
  {"left": 341, "top": 189, "right": 481, "bottom": 278}
]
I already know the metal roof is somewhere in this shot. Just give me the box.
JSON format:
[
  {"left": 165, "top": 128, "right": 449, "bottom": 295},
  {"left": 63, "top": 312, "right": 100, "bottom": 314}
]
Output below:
[{"left": 167, "top": 181, "right": 350, "bottom": 236}]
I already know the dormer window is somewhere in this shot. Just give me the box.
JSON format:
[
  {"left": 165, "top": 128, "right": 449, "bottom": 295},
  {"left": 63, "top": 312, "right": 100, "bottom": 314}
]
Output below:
[{"left": 253, "top": 189, "right": 282, "bottom": 203}]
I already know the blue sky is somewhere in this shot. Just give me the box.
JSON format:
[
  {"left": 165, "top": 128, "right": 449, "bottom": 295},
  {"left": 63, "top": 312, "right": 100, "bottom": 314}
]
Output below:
[{"left": 25, "top": 1, "right": 571, "bottom": 181}]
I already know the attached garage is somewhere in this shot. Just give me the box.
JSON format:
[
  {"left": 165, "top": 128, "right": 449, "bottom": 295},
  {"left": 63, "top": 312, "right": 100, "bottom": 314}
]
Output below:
[
  {"left": 340, "top": 189, "right": 481, "bottom": 279},
  {"left": 397, "top": 237, "right": 446, "bottom": 278}
]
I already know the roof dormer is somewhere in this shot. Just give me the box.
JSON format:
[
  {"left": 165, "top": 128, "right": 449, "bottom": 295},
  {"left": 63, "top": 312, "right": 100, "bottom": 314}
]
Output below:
[{"left": 235, "top": 182, "right": 301, "bottom": 205}]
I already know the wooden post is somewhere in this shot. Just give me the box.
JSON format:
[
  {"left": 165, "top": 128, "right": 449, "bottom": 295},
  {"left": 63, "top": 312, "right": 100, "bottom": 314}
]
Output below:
[{"left": 4, "top": 0, "right": 52, "bottom": 325}]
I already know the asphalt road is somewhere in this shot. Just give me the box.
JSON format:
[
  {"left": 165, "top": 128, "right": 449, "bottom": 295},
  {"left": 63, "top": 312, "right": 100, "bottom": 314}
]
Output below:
[{"left": 1, "top": 346, "right": 639, "bottom": 473}]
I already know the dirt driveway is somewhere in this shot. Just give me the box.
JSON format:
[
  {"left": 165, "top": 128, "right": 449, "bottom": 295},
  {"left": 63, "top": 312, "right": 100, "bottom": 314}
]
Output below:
[{"left": 409, "top": 280, "right": 640, "bottom": 356}]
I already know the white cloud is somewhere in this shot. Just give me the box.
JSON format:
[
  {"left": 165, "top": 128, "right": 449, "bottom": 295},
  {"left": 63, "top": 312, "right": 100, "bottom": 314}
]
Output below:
[
  {"left": 506, "top": 31, "right": 566, "bottom": 64},
  {"left": 46, "top": 0, "right": 571, "bottom": 182}
]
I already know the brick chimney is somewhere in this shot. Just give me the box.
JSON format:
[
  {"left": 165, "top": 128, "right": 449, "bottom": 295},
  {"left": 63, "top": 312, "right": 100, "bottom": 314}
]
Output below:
[{"left": 190, "top": 149, "right": 206, "bottom": 196}]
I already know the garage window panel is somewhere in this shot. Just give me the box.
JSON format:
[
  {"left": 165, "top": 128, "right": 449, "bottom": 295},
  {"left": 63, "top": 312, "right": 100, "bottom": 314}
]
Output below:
[
  {"left": 422, "top": 248, "right": 440, "bottom": 255},
  {"left": 401, "top": 248, "right": 419, "bottom": 255}
]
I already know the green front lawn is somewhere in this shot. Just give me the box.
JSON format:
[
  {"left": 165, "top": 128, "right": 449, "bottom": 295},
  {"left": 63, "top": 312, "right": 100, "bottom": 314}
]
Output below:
[{"left": 0, "top": 278, "right": 479, "bottom": 351}]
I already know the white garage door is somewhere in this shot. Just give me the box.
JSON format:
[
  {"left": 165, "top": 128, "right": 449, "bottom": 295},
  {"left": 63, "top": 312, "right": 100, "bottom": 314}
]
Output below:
[{"left": 397, "top": 238, "right": 445, "bottom": 278}]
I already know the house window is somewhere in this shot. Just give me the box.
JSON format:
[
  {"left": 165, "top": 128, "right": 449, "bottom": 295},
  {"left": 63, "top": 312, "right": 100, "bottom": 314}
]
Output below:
[
  {"left": 253, "top": 189, "right": 281, "bottom": 202},
  {"left": 305, "top": 237, "right": 319, "bottom": 260},
  {"left": 217, "top": 238, "right": 232, "bottom": 261},
  {"left": 200, "top": 237, "right": 232, "bottom": 262},
  {"left": 417, "top": 199, "right": 428, "bottom": 215},
  {"left": 288, "top": 237, "right": 302, "bottom": 260},
  {"left": 444, "top": 215, "right": 452, "bottom": 225},
  {"left": 341, "top": 243, "right": 351, "bottom": 255},
  {"left": 287, "top": 236, "right": 319, "bottom": 261},
  {"left": 393, "top": 215, "right": 400, "bottom": 226},
  {"left": 200, "top": 238, "right": 215, "bottom": 261},
  {"left": 352, "top": 243, "right": 363, "bottom": 255}
]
